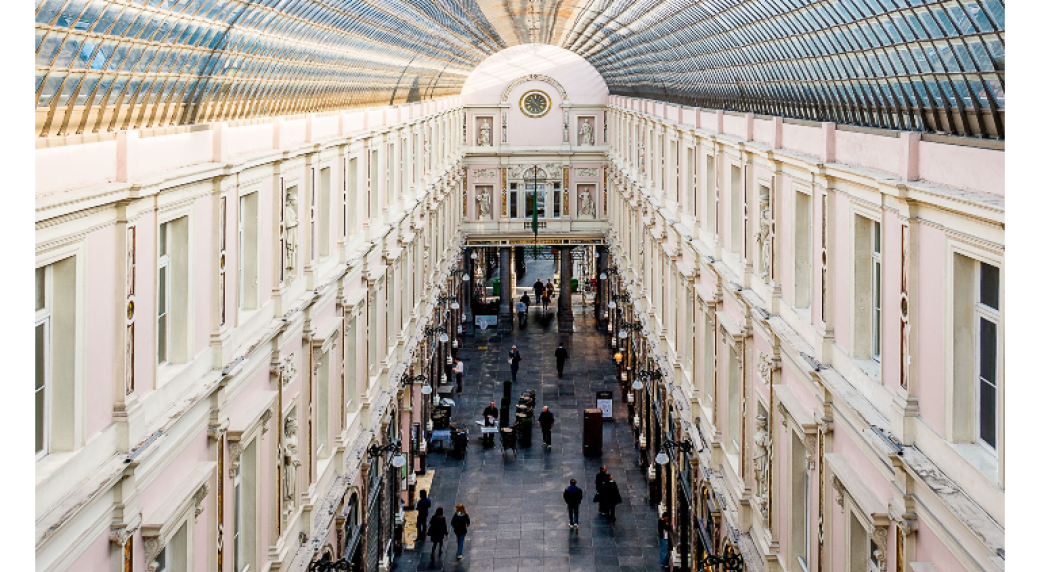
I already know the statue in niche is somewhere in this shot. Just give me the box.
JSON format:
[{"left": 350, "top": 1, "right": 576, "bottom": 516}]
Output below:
[
  {"left": 478, "top": 119, "right": 491, "bottom": 147},
  {"left": 283, "top": 191, "right": 299, "bottom": 278},
  {"left": 755, "top": 196, "right": 772, "bottom": 279},
  {"left": 579, "top": 118, "right": 595, "bottom": 146},
  {"left": 477, "top": 189, "right": 491, "bottom": 219},
  {"left": 579, "top": 188, "right": 594, "bottom": 217},
  {"left": 282, "top": 414, "right": 301, "bottom": 516},
  {"left": 753, "top": 414, "right": 771, "bottom": 508}
]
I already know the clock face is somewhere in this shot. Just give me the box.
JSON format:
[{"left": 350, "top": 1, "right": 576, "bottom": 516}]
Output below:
[{"left": 521, "top": 90, "right": 550, "bottom": 117}]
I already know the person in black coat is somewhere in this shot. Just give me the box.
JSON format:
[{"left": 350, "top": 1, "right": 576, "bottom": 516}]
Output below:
[
  {"left": 594, "top": 466, "right": 610, "bottom": 514},
  {"left": 599, "top": 474, "right": 623, "bottom": 521},
  {"left": 554, "top": 343, "right": 569, "bottom": 377},
  {"left": 537, "top": 406, "right": 555, "bottom": 450},
  {"left": 415, "top": 489, "right": 431, "bottom": 541},
  {"left": 509, "top": 345, "right": 522, "bottom": 382},
  {"left": 563, "top": 479, "right": 584, "bottom": 530},
  {"left": 450, "top": 504, "right": 471, "bottom": 560},
  {"left": 428, "top": 507, "right": 448, "bottom": 559}
]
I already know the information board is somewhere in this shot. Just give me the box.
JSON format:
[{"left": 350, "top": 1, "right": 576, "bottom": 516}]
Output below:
[{"left": 596, "top": 391, "right": 613, "bottom": 419}]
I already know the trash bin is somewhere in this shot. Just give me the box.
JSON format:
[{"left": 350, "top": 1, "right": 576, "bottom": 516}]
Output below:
[
  {"left": 583, "top": 408, "right": 603, "bottom": 457},
  {"left": 492, "top": 278, "right": 500, "bottom": 296},
  {"left": 570, "top": 277, "right": 579, "bottom": 291},
  {"left": 515, "top": 412, "right": 532, "bottom": 447}
]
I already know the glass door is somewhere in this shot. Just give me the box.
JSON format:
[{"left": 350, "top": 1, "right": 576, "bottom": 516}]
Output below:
[{"left": 523, "top": 183, "right": 548, "bottom": 220}]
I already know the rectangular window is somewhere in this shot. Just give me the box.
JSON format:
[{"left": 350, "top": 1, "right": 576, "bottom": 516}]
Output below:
[
  {"left": 238, "top": 193, "right": 258, "bottom": 311},
  {"left": 233, "top": 467, "right": 242, "bottom": 571},
  {"left": 234, "top": 440, "right": 256, "bottom": 572},
  {"left": 157, "top": 217, "right": 188, "bottom": 365},
  {"left": 794, "top": 191, "right": 812, "bottom": 309},
  {"left": 731, "top": 165, "right": 742, "bottom": 254},
  {"left": 727, "top": 344, "right": 741, "bottom": 453},
  {"left": 157, "top": 222, "right": 170, "bottom": 364},
  {"left": 35, "top": 267, "right": 50, "bottom": 458},
  {"left": 552, "top": 182, "right": 562, "bottom": 218},
  {"left": 387, "top": 143, "right": 396, "bottom": 207},
  {"left": 686, "top": 147, "right": 695, "bottom": 217},
  {"left": 977, "top": 261, "right": 999, "bottom": 450},
  {"left": 706, "top": 155, "right": 716, "bottom": 235},
  {"left": 319, "top": 167, "right": 331, "bottom": 257},
  {"left": 316, "top": 351, "right": 330, "bottom": 457},
  {"left": 167, "top": 522, "right": 187, "bottom": 572},
  {"left": 871, "top": 221, "right": 882, "bottom": 361},
  {"left": 509, "top": 183, "right": 519, "bottom": 218},
  {"left": 346, "top": 321, "right": 358, "bottom": 412},
  {"left": 347, "top": 157, "right": 358, "bottom": 237},
  {"left": 791, "top": 437, "right": 809, "bottom": 572},
  {"left": 849, "top": 513, "right": 868, "bottom": 572},
  {"left": 702, "top": 309, "right": 715, "bottom": 405}
]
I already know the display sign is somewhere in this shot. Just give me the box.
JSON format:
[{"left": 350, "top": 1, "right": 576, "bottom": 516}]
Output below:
[
  {"left": 596, "top": 391, "right": 613, "bottom": 419},
  {"left": 475, "top": 315, "right": 498, "bottom": 330}
]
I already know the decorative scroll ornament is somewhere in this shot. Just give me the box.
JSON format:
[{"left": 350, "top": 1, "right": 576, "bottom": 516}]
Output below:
[
  {"left": 899, "top": 224, "right": 910, "bottom": 389},
  {"left": 575, "top": 167, "right": 599, "bottom": 178},
  {"left": 805, "top": 433, "right": 817, "bottom": 471},
  {"left": 752, "top": 414, "right": 771, "bottom": 518},
  {"left": 193, "top": 482, "right": 210, "bottom": 520},
  {"left": 260, "top": 408, "right": 273, "bottom": 435},
  {"left": 563, "top": 111, "right": 569, "bottom": 142},
  {"left": 831, "top": 475, "right": 845, "bottom": 509},
  {"left": 501, "top": 110, "right": 508, "bottom": 143},
  {"left": 756, "top": 352, "right": 772, "bottom": 382},
  {"left": 125, "top": 225, "right": 136, "bottom": 396},
  {"left": 872, "top": 524, "right": 890, "bottom": 572},
  {"left": 500, "top": 74, "right": 568, "bottom": 102},
  {"left": 276, "top": 353, "right": 298, "bottom": 387},
  {"left": 471, "top": 168, "right": 497, "bottom": 178},
  {"left": 229, "top": 441, "right": 243, "bottom": 478}
]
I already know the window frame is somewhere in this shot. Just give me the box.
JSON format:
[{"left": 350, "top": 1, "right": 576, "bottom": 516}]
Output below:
[
  {"left": 975, "top": 261, "right": 1000, "bottom": 453},
  {"left": 870, "top": 220, "right": 882, "bottom": 362},
  {"left": 35, "top": 266, "right": 52, "bottom": 460},
  {"left": 157, "top": 220, "right": 171, "bottom": 366}
]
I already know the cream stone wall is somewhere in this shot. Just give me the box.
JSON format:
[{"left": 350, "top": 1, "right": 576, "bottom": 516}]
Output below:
[{"left": 604, "top": 95, "right": 1004, "bottom": 571}]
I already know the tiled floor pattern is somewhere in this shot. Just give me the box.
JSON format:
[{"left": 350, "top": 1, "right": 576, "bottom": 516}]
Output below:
[{"left": 393, "top": 297, "right": 662, "bottom": 572}]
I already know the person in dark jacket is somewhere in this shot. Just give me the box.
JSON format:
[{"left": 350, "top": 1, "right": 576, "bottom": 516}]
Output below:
[
  {"left": 415, "top": 489, "right": 431, "bottom": 541},
  {"left": 428, "top": 507, "right": 448, "bottom": 559},
  {"left": 482, "top": 401, "right": 499, "bottom": 425},
  {"left": 537, "top": 405, "right": 555, "bottom": 450},
  {"left": 509, "top": 345, "right": 522, "bottom": 382},
  {"left": 600, "top": 474, "right": 622, "bottom": 522},
  {"left": 658, "top": 512, "right": 672, "bottom": 566},
  {"left": 450, "top": 504, "right": 471, "bottom": 560},
  {"left": 594, "top": 466, "right": 610, "bottom": 514},
  {"left": 545, "top": 280, "right": 555, "bottom": 308},
  {"left": 563, "top": 479, "right": 584, "bottom": 530},
  {"left": 554, "top": 343, "right": 569, "bottom": 377},
  {"left": 533, "top": 279, "right": 545, "bottom": 306}
]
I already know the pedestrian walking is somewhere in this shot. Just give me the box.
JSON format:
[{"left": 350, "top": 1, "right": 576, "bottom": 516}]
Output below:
[
  {"left": 545, "top": 279, "right": 555, "bottom": 309},
  {"left": 600, "top": 474, "right": 622, "bottom": 522},
  {"left": 554, "top": 343, "right": 569, "bottom": 377},
  {"left": 508, "top": 345, "right": 522, "bottom": 382},
  {"left": 453, "top": 359, "right": 464, "bottom": 393},
  {"left": 563, "top": 479, "right": 584, "bottom": 530},
  {"left": 594, "top": 466, "right": 610, "bottom": 515},
  {"left": 533, "top": 279, "right": 545, "bottom": 306},
  {"left": 416, "top": 489, "right": 431, "bottom": 541},
  {"left": 658, "top": 512, "right": 672, "bottom": 566},
  {"left": 450, "top": 504, "right": 470, "bottom": 560},
  {"left": 537, "top": 405, "right": 555, "bottom": 450},
  {"left": 428, "top": 507, "right": 448, "bottom": 559}
]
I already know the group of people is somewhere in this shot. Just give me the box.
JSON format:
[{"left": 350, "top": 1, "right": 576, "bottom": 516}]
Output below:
[
  {"left": 562, "top": 466, "right": 624, "bottom": 530},
  {"left": 414, "top": 491, "right": 471, "bottom": 561},
  {"left": 532, "top": 278, "right": 555, "bottom": 311}
]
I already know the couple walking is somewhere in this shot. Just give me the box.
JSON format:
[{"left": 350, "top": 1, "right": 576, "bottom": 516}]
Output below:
[
  {"left": 415, "top": 491, "right": 470, "bottom": 561},
  {"left": 509, "top": 343, "right": 570, "bottom": 381},
  {"left": 562, "top": 468, "right": 623, "bottom": 531}
]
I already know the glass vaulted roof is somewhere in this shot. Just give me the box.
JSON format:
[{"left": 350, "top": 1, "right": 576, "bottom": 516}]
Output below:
[{"left": 35, "top": 0, "right": 1005, "bottom": 139}]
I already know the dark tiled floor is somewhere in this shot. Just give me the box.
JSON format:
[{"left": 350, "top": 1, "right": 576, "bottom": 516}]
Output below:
[{"left": 394, "top": 300, "right": 661, "bottom": 572}]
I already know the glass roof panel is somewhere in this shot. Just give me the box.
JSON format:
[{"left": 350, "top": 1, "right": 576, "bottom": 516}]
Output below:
[{"left": 33, "top": 0, "right": 1005, "bottom": 138}]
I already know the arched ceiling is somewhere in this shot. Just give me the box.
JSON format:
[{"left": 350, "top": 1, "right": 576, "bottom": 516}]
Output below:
[{"left": 35, "top": 0, "right": 1005, "bottom": 139}]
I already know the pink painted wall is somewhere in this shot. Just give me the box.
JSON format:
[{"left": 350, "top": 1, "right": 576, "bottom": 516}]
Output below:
[
  {"left": 881, "top": 209, "right": 903, "bottom": 394},
  {"left": 918, "top": 141, "right": 1004, "bottom": 197},
  {"left": 86, "top": 225, "right": 117, "bottom": 439},
  {"left": 135, "top": 130, "right": 214, "bottom": 180},
  {"left": 831, "top": 194, "right": 852, "bottom": 352},
  {"left": 311, "top": 115, "right": 340, "bottom": 141},
  {"left": 280, "top": 119, "right": 308, "bottom": 148},
  {"left": 831, "top": 425, "right": 893, "bottom": 507},
  {"left": 36, "top": 140, "right": 118, "bottom": 195},
  {"left": 226, "top": 123, "right": 274, "bottom": 159},
  {"left": 193, "top": 199, "right": 214, "bottom": 358},
  {"left": 915, "top": 224, "right": 947, "bottom": 433},
  {"left": 834, "top": 130, "right": 901, "bottom": 174},
  {"left": 781, "top": 124, "right": 820, "bottom": 158},
  {"left": 752, "top": 118, "right": 774, "bottom": 146},
  {"left": 66, "top": 528, "right": 112, "bottom": 572},
  {"left": 134, "top": 215, "right": 156, "bottom": 399},
  {"left": 722, "top": 114, "right": 746, "bottom": 139},
  {"left": 137, "top": 427, "right": 210, "bottom": 518},
  {"left": 915, "top": 519, "right": 969, "bottom": 572}
]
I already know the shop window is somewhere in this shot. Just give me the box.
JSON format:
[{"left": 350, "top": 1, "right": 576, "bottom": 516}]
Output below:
[{"left": 238, "top": 192, "right": 258, "bottom": 311}]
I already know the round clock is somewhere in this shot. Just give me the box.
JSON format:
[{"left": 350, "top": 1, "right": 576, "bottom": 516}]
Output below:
[{"left": 520, "top": 89, "right": 551, "bottom": 118}]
